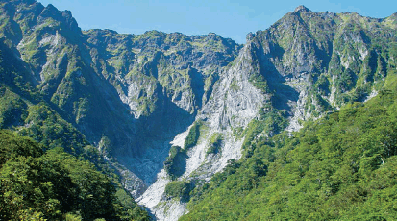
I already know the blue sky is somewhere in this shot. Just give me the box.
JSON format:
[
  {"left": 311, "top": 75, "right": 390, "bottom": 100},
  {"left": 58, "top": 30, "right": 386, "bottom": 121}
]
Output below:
[{"left": 38, "top": 0, "right": 397, "bottom": 44}]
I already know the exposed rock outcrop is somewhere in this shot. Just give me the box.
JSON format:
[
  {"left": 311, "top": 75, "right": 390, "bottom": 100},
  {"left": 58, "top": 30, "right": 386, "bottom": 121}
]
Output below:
[{"left": 1, "top": 1, "right": 397, "bottom": 220}]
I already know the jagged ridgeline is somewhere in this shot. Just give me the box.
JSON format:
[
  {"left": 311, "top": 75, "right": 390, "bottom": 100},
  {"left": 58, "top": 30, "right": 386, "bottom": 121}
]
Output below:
[
  {"left": 241, "top": 5, "right": 397, "bottom": 126},
  {"left": 0, "top": 0, "right": 241, "bottom": 157},
  {"left": 1, "top": 0, "right": 397, "bottom": 220},
  {"left": 179, "top": 6, "right": 397, "bottom": 220}
]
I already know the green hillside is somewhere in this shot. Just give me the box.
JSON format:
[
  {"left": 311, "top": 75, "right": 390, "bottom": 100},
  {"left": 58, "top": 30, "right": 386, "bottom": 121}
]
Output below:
[
  {"left": 0, "top": 13, "right": 150, "bottom": 220},
  {"left": 180, "top": 74, "right": 397, "bottom": 220},
  {"left": 1, "top": 1, "right": 397, "bottom": 220},
  {"left": 0, "top": 130, "right": 150, "bottom": 220}
]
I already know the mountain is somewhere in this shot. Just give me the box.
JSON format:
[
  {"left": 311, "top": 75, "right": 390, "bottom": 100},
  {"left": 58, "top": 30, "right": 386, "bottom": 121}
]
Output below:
[
  {"left": 1, "top": 1, "right": 397, "bottom": 220},
  {"left": 180, "top": 78, "right": 397, "bottom": 220}
]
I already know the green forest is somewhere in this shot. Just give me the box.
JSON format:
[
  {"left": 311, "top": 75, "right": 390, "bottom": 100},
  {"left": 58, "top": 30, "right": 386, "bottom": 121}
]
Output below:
[
  {"left": 0, "top": 130, "right": 150, "bottom": 220},
  {"left": 1, "top": 1, "right": 397, "bottom": 220},
  {"left": 180, "top": 75, "right": 397, "bottom": 220},
  {"left": 0, "top": 23, "right": 151, "bottom": 220}
]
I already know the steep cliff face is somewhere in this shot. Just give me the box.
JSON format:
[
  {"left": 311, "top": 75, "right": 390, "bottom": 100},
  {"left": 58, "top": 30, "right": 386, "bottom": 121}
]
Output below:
[
  {"left": 139, "top": 7, "right": 397, "bottom": 220},
  {"left": 84, "top": 30, "right": 241, "bottom": 117},
  {"left": 136, "top": 39, "right": 270, "bottom": 219},
  {"left": 1, "top": 1, "right": 397, "bottom": 220},
  {"left": 0, "top": 0, "right": 244, "bottom": 198},
  {"left": 0, "top": 0, "right": 139, "bottom": 154},
  {"left": 233, "top": 7, "right": 397, "bottom": 133},
  {"left": 82, "top": 28, "right": 243, "bottom": 190}
]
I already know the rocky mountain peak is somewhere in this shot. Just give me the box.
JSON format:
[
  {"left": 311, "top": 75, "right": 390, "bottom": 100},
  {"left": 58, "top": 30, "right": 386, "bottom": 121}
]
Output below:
[
  {"left": 294, "top": 5, "right": 311, "bottom": 13},
  {"left": 2, "top": 2, "right": 397, "bottom": 220},
  {"left": 246, "top": 32, "right": 255, "bottom": 41}
]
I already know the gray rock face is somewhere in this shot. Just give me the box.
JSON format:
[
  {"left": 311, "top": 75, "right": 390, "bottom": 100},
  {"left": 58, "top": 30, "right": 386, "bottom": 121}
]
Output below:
[
  {"left": 200, "top": 41, "right": 268, "bottom": 131},
  {"left": 84, "top": 29, "right": 241, "bottom": 116},
  {"left": 294, "top": 5, "right": 311, "bottom": 13},
  {"left": 142, "top": 9, "right": 397, "bottom": 219},
  {"left": 1, "top": 1, "right": 397, "bottom": 220}
]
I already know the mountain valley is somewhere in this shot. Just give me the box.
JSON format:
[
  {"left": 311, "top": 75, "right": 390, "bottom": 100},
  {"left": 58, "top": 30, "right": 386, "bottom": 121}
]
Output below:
[{"left": 1, "top": 1, "right": 397, "bottom": 220}]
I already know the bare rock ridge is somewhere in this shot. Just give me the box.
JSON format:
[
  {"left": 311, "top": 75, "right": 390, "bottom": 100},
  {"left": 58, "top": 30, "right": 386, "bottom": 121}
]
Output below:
[
  {"left": 294, "top": 5, "right": 311, "bottom": 13},
  {"left": 1, "top": 1, "right": 397, "bottom": 220},
  {"left": 136, "top": 5, "right": 397, "bottom": 220}
]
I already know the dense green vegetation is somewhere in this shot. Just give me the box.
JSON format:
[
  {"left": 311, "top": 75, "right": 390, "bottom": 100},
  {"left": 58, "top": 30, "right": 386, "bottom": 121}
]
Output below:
[
  {"left": 0, "top": 71, "right": 150, "bottom": 220},
  {"left": 207, "top": 133, "right": 223, "bottom": 155},
  {"left": 164, "top": 145, "right": 187, "bottom": 180},
  {"left": 19, "top": 102, "right": 88, "bottom": 156},
  {"left": 2, "top": 2, "right": 397, "bottom": 220},
  {"left": 180, "top": 75, "right": 397, "bottom": 220},
  {"left": 241, "top": 106, "right": 288, "bottom": 155},
  {"left": 0, "top": 87, "right": 28, "bottom": 129},
  {"left": 184, "top": 121, "right": 202, "bottom": 150},
  {"left": 0, "top": 130, "right": 150, "bottom": 220},
  {"left": 164, "top": 181, "right": 194, "bottom": 202},
  {"left": 0, "top": 29, "right": 150, "bottom": 220}
]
